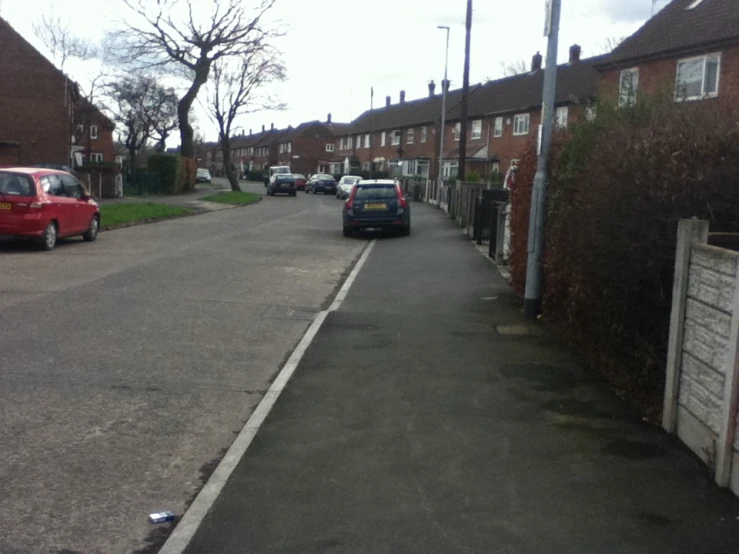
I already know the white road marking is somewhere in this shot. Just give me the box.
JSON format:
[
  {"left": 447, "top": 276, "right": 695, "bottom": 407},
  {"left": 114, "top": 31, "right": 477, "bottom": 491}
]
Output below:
[{"left": 158, "top": 239, "right": 376, "bottom": 554}]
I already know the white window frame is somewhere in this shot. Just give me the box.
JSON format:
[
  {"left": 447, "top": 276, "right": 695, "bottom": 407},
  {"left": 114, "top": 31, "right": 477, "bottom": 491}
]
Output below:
[
  {"left": 493, "top": 117, "right": 503, "bottom": 138},
  {"left": 90, "top": 125, "right": 98, "bottom": 140},
  {"left": 407, "top": 128, "right": 415, "bottom": 144},
  {"left": 364, "top": 134, "right": 370, "bottom": 148},
  {"left": 391, "top": 130, "right": 401, "bottom": 146},
  {"left": 421, "top": 126, "right": 427, "bottom": 143},
  {"left": 381, "top": 131, "right": 386, "bottom": 147},
  {"left": 675, "top": 52, "right": 721, "bottom": 101},
  {"left": 471, "top": 119, "right": 482, "bottom": 139},
  {"left": 288, "top": 142, "right": 292, "bottom": 153},
  {"left": 619, "top": 68, "right": 639, "bottom": 107},
  {"left": 356, "top": 136, "right": 362, "bottom": 149},
  {"left": 513, "top": 113, "right": 530, "bottom": 136},
  {"left": 347, "top": 136, "right": 353, "bottom": 149},
  {"left": 453, "top": 122, "right": 461, "bottom": 141},
  {"left": 90, "top": 152, "right": 103, "bottom": 163},
  {"left": 325, "top": 143, "right": 335, "bottom": 152},
  {"left": 556, "top": 106, "right": 569, "bottom": 128}
]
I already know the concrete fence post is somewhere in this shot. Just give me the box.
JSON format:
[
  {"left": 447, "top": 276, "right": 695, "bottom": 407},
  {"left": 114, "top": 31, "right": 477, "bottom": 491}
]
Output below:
[
  {"left": 663, "top": 218, "right": 709, "bottom": 433},
  {"left": 495, "top": 202, "right": 507, "bottom": 265},
  {"left": 716, "top": 258, "right": 739, "bottom": 487}
]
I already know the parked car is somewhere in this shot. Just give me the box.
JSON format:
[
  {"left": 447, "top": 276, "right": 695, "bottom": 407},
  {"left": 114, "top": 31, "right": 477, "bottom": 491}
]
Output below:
[
  {"left": 265, "top": 165, "right": 291, "bottom": 187},
  {"left": 343, "top": 179, "right": 410, "bottom": 237},
  {"left": 337, "top": 175, "right": 361, "bottom": 199},
  {"left": 292, "top": 174, "right": 307, "bottom": 191},
  {"left": 196, "top": 168, "right": 212, "bottom": 183},
  {"left": 0, "top": 168, "right": 100, "bottom": 250},
  {"left": 306, "top": 174, "right": 337, "bottom": 195},
  {"left": 267, "top": 174, "right": 297, "bottom": 196}
]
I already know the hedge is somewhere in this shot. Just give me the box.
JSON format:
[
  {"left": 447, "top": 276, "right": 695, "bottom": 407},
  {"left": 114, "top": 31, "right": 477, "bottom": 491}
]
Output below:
[
  {"left": 147, "top": 153, "right": 197, "bottom": 194},
  {"left": 508, "top": 94, "right": 739, "bottom": 417}
]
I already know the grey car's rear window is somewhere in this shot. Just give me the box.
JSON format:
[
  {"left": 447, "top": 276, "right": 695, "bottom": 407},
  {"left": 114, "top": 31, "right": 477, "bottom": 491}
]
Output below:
[
  {"left": 0, "top": 173, "right": 35, "bottom": 196},
  {"left": 355, "top": 185, "right": 397, "bottom": 199},
  {"left": 275, "top": 175, "right": 295, "bottom": 183}
]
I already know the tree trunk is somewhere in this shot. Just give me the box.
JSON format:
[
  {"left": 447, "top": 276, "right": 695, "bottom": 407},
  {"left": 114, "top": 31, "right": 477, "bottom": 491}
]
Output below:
[
  {"left": 178, "top": 65, "right": 210, "bottom": 160},
  {"left": 128, "top": 144, "right": 138, "bottom": 193},
  {"left": 221, "top": 138, "right": 241, "bottom": 192}
]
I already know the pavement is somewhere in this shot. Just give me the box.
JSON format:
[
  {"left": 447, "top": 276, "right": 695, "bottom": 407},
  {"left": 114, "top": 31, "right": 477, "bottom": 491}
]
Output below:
[
  {"left": 0, "top": 182, "right": 366, "bottom": 553},
  {"left": 181, "top": 203, "right": 739, "bottom": 553}
]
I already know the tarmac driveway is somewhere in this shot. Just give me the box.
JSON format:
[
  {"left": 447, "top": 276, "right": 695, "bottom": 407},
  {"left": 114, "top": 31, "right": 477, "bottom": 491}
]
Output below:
[{"left": 0, "top": 184, "right": 365, "bottom": 553}]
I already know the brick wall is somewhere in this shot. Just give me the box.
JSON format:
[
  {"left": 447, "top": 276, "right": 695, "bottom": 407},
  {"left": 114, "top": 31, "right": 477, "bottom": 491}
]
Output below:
[
  {"left": 0, "top": 19, "right": 71, "bottom": 165},
  {"left": 600, "top": 44, "right": 739, "bottom": 103}
]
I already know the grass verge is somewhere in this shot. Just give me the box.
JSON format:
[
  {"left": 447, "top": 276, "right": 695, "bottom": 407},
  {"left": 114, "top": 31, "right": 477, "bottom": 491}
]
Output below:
[
  {"left": 201, "top": 191, "right": 262, "bottom": 205},
  {"left": 100, "top": 203, "right": 193, "bottom": 227}
]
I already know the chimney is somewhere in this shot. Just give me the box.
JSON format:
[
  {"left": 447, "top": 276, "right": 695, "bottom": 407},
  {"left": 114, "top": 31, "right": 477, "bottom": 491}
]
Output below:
[
  {"left": 270, "top": 123, "right": 274, "bottom": 130},
  {"left": 443, "top": 79, "right": 450, "bottom": 93},
  {"left": 569, "top": 44, "right": 581, "bottom": 63},
  {"left": 428, "top": 80, "right": 436, "bottom": 97},
  {"left": 262, "top": 124, "right": 265, "bottom": 132},
  {"left": 386, "top": 95, "right": 391, "bottom": 107},
  {"left": 249, "top": 128, "right": 252, "bottom": 136},
  {"left": 327, "top": 112, "right": 332, "bottom": 123},
  {"left": 531, "top": 52, "right": 543, "bottom": 72},
  {"left": 400, "top": 90, "right": 406, "bottom": 104}
]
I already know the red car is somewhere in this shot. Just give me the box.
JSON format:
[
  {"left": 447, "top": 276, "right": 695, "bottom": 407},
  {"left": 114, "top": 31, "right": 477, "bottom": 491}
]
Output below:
[
  {"left": 292, "top": 174, "right": 307, "bottom": 191},
  {"left": 0, "top": 168, "right": 100, "bottom": 250}
]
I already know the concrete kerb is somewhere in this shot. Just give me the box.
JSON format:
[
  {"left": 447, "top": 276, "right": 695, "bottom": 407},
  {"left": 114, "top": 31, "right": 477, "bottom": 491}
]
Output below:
[{"left": 157, "top": 239, "right": 377, "bottom": 554}]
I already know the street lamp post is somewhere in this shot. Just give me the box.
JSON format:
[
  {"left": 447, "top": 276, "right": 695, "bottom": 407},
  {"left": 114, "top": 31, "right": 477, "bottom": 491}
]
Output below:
[{"left": 437, "top": 25, "right": 450, "bottom": 205}]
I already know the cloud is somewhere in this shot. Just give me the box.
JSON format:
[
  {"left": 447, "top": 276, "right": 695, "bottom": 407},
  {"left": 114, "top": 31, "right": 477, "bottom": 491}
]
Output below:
[{"left": 587, "top": 0, "right": 657, "bottom": 23}]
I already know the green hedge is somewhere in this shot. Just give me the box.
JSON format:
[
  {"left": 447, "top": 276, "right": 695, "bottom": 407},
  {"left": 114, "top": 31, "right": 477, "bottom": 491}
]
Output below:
[{"left": 147, "top": 154, "right": 197, "bottom": 194}]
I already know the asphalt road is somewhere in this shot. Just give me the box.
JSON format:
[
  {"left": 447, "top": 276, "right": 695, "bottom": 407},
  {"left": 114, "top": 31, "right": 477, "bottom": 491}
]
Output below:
[{"left": 0, "top": 182, "right": 366, "bottom": 553}]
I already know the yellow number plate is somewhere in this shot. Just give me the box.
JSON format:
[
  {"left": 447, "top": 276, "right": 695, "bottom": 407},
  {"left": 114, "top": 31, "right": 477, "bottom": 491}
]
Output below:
[
  {"left": 365, "top": 203, "right": 387, "bottom": 210},
  {"left": 0, "top": 202, "right": 10, "bottom": 210}
]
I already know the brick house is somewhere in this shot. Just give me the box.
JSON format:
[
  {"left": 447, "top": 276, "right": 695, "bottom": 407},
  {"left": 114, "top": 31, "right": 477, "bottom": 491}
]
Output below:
[
  {"left": 596, "top": 0, "right": 739, "bottom": 107},
  {"left": 450, "top": 46, "right": 602, "bottom": 179},
  {"left": 0, "top": 17, "right": 114, "bottom": 167},
  {"left": 274, "top": 117, "right": 343, "bottom": 176},
  {"left": 331, "top": 82, "right": 468, "bottom": 179}
]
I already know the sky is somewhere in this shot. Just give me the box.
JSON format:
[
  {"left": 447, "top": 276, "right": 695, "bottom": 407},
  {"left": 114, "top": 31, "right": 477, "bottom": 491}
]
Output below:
[{"left": 1, "top": 0, "right": 672, "bottom": 145}]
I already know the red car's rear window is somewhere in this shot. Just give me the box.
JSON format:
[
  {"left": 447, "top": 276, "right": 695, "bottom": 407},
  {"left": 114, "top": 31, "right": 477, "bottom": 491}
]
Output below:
[{"left": 0, "top": 172, "right": 35, "bottom": 196}]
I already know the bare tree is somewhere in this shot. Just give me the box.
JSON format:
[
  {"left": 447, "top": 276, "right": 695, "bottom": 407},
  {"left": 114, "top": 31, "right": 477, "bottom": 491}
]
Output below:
[
  {"left": 107, "top": 76, "right": 179, "bottom": 185},
  {"left": 596, "top": 36, "right": 627, "bottom": 55},
  {"left": 500, "top": 59, "right": 529, "bottom": 77},
  {"left": 116, "top": 0, "right": 281, "bottom": 161},
  {"left": 207, "top": 50, "right": 285, "bottom": 191},
  {"left": 32, "top": 15, "right": 97, "bottom": 72}
]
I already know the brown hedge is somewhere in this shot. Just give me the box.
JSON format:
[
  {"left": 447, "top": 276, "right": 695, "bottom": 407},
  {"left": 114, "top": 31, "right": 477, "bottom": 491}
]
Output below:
[{"left": 509, "top": 96, "right": 739, "bottom": 418}]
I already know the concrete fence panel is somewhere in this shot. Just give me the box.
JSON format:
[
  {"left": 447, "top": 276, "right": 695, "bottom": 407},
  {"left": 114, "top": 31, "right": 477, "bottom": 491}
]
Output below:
[{"left": 664, "top": 218, "right": 739, "bottom": 495}]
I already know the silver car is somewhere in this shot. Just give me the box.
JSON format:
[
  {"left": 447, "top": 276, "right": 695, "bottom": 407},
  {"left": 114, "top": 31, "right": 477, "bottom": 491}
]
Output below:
[{"left": 337, "top": 176, "right": 361, "bottom": 199}]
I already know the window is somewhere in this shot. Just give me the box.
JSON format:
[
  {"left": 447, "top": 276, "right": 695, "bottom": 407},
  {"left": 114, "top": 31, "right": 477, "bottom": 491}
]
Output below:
[
  {"left": 90, "top": 152, "right": 104, "bottom": 163},
  {"left": 391, "top": 130, "right": 401, "bottom": 145},
  {"left": 407, "top": 128, "right": 415, "bottom": 144},
  {"left": 90, "top": 125, "right": 98, "bottom": 140},
  {"left": 493, "top": 117, "right": 503, "bottom": 137},
  {"left": 45, "top": 175, "right": 65, "bottom": 196},
  {"left": 288, "top": 142, "right": 292, "bottom": 153},
  {"left": 619, "top": 68, "right": 639, "bottom": 107},
  {"left": 61, "top": 174, "right": 85, "bottom": 198},
  {"left": 0, "top": 173, "right": 34, "bottom": 196},
  {"left": 381, "top": 131, "right": 386, "bottom": 147},
  {"left": 556, "top": 106, "right": 569, "bottom": 128},
  {"left": 364, "top": 134, "right": 370, "bottom": 148},
  {"left": 676, "top": 53, "right": 720, "bottom": 100},
  {"left": 356, "top": 136, "right": 362, "bottom": 148},
  {"left": 403, "top": 160, "right": 416, "bottom": 175},
  {"left": 416, "top": 159, "right": 429, "bottom": 176},
  {"left": 76, "top": 124, "right": 84, "bottom": 135},
  {"left": 347, "top": 136, "right": 353, "bottom": 149},
  {"left": 362, "top": 161, "right": 370, "bottom": 171},
  {"left": 421, "top": 126, "right": 427, "bottom": 143},
  {"left": 471, "top": 119, "right": 482, "bottom": 139},
  {"left": 442, "top": 160, "right": 458, "bottom": 179},
  {"left": 491, "top": 162, "right": 500, "bottom": 175},
  {"left": 326, "top": 143, "right": 335, "bottom": 152},
  {"left": 513, "top": 113, "right": 530, "bottom": 136},
  {"left": 453, "top": 122, "right": 461, "bottom": 141}
]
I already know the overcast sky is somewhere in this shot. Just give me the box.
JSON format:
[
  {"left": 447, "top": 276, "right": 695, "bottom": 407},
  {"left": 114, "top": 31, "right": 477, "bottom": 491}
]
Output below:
[{"left": 2, "top": 0, "right": 671, "bottom": 144}]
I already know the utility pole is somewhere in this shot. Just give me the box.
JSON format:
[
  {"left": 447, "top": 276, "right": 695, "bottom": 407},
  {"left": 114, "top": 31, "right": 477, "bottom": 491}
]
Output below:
[
  {"left": 437, "top": 26, "right": 450, "bottom": 197},
  {"left": 369, "top": 87, "right": 374, "bottom": 179},
  {"left": 457, "top": 0, "right": 472, "bottom": 182},
  {"left": 523, "top": 0, "right": 561, "bottom": 319}
]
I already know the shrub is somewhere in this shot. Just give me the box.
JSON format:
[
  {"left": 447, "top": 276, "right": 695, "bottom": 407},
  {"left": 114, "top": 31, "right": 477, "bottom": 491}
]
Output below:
[
  {"left": 509, "top": 93, "right": 739, "bottom": 417},
  {"left": 466, "top": 170, "right": 482, "bottom": 182},
  {"left": 247, "top": 170, "right": 264, "bottom": 182},
  {"left": 148, "top": 153, "right": 183, "bottom": 194}
]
